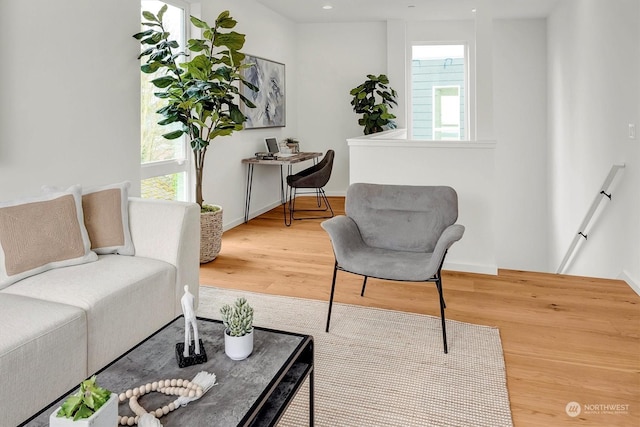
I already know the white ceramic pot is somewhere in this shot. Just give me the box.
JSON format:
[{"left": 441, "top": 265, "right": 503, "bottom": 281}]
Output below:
[
  {"left": 224, "top": 328, "right": 254, "bottom": 361},
  {"left": 49, "top": 393, "right": 118, "bottom": 427}
]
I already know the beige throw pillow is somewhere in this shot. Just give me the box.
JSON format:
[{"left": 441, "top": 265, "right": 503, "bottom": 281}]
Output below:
[
  {"left": 0, "top": 185, "right": 98, "bottom": 289},
  {"left": 82, "top": 182, "right": 135, "bottom": 255}
]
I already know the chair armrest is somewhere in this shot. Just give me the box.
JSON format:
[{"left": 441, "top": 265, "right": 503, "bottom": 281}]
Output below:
[
  {"left": 426, "top": 224, "right": 465, "bottom": 275},
  {"left": 128, "top": 198, "right": 200, "bottom": 315},
  {"left": 321, "top": 216, "right": 366, "bottom": 263}
]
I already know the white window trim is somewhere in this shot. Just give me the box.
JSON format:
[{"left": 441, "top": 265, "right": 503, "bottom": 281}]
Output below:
[
  {"left": 140, "top": 0, "right": 193, "bottom": 202},
  {"left": 407, "top": 41, "right": 473, "bottom": 141}
]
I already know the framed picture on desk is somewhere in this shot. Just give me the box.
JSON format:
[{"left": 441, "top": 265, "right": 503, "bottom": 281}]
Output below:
[{"left": 240, "top": 55, "right": 286, "bottom": 129}]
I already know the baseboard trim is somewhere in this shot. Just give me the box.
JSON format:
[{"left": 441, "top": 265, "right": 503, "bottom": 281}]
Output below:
[
  {"left": 444, "top": 262, "right": 498, "bottom": 276},
  {"left": 619, "top": 270, "right": 640, "bottom": 296},
  {"left": 224, "top": 201, "right": 282, "bottom": 231}
]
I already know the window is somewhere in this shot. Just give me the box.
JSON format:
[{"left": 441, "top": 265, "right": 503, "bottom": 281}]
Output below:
[
  {"left": 140, "top": 0, "right": 190, "bottom": 201},
  {"left": 411, "top": 44, "right": 467, "bottom": 140}
]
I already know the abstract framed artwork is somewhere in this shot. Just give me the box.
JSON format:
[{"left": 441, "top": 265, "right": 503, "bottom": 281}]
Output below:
[{"left": 240, "top": 55, "right": 286, "bottom": 129}]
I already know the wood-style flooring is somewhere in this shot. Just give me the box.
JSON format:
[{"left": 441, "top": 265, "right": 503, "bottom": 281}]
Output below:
[{"left": 200, "top": 197, "right": 640, "bottom": 427}]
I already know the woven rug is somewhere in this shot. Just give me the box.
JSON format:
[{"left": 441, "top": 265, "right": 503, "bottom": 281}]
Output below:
[{"left": 198, "top": 286, "right": 513, "bottom": 427}]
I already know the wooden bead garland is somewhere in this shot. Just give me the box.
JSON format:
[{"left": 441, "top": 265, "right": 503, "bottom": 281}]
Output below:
[{"left": 116, "top": 378, "right": 204, "bottom": 426}]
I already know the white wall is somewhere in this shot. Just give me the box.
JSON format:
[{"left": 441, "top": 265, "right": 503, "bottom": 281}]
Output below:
[
  {"left": 295, "top": 22, "right": 387, "bottom": 196},
  {"left": 548, "top": 0, "right": 640, "bottom": 285},
  {"left": 493, "top": 19, "right": 549, "bottom": 272},
  {"left": 195, "top": 1, "right": 299, "bottom": 228},
  {"left": 3, "top": 0, "right": 637, "bottom": 285},
  {"left": 348, "top": 135, "right": 497, "bottom": 274},
  {"left": 0, "top": 0, "right": 140, "bottom": 200},
  {"left": 0, "top": 0, "right": 298, "bottom": 229}
]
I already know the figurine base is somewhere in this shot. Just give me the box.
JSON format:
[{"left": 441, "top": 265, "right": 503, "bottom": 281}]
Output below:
[{"left": 175, "top": 340, "right": 207, "bottom": 368}]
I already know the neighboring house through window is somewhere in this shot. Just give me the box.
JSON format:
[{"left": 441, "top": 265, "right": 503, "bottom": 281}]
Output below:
[
  {"left": 411, "top": 44, "right": 467, "bottom": 140},
  {"left": 140, "top": 0, "right": 190, "bottom": 201}
]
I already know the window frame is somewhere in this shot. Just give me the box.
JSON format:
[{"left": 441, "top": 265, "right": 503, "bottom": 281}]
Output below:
[
  {"left": 408, "top": 41, "right": 472, "bottom": 141},
  {"left": 140, "top": 0, "right": 192, "bottom": 202}
]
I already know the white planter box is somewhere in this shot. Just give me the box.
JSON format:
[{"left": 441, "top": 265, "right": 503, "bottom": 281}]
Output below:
[{"left": 49, "top": 393, "right": 118, "bottom": 427}]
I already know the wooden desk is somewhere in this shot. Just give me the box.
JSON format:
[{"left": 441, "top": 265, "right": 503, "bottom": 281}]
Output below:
[{"left": 242, "top": 152, "right": 322, "bottom": 223}]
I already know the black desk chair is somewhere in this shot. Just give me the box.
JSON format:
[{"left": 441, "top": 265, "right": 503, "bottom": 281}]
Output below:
[{"left": 285, "top": 150, "right": 335, "bottom": 226}]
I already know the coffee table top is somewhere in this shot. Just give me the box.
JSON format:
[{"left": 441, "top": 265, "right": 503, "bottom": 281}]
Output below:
[{"left": 22, "top": 317, "right": 313, "bottom": 426}]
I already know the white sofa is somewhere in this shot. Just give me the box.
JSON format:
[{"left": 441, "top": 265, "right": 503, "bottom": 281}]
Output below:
[{"left": 0, "top": 198, "right": 200, "bottom": 427}]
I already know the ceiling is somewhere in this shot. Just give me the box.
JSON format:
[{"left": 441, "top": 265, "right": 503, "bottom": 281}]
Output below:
[{"left": 255, "top": 0, "right": 560, "bottom": 23}]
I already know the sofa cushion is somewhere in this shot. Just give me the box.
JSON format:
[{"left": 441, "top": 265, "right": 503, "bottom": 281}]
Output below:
[
  {"left": 82, "top": 182, "right": 135, "bottom": 256},
  {"left": 0, "top": 294, "right": 87, "bottom": 427},
  {"left": 2, "top": 254, "right": 176, "bottom": 373},
  {"left": 0, "top": 185, "right": 97, "bottom": 290}
]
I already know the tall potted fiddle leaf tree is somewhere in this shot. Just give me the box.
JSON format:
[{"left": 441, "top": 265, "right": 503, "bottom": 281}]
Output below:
[{"left": 135, "top": 7, "right": 257, "bottom": 263}]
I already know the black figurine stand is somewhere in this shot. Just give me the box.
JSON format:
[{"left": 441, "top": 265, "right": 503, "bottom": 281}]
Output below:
[{"left": 175, "top": 340, "right": 207, "bottom": 368}]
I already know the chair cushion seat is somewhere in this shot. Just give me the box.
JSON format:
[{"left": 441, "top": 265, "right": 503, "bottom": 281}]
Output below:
[{"left": 338, "top": 246, "right": 436, "bottom": 281}]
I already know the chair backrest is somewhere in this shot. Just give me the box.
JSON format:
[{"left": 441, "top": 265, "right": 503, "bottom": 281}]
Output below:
[
  {"left": 315, "top": 150, "right": 335, "bottom": 187},
  {"left": 346, "top": 183, "right": 458, "bottom": 253},
  {"left": 287, "top": 150, "right": 335, "bottom": 188}
]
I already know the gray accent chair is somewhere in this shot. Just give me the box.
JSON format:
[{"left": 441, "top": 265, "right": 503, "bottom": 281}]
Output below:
[
  {"left": 321, "top": 183, "right": 465, "bottom": 353},
  {"left": 285, "top": 149, "right": 335, "bottom": 226}
]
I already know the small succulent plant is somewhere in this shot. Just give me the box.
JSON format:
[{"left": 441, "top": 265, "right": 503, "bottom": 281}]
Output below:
[
  {"left": 220, "top": 297, "right": 254, "bottom": 337},
  {"left": 57, "top": 376, "right": 112, "bottom": 420}
]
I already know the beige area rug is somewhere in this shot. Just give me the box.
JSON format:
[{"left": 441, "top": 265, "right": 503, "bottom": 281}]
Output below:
[{"left": 198, "top": 286, "right": 513, "bottom": 427}]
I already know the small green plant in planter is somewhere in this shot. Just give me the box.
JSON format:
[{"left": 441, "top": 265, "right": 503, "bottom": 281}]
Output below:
[
  {"left": 350, "top": 74, "right": 398, "bottom": 135},
  {"left": 220, "top": 297, "right": 254, "bottom": 336},
  {"left": 55, "top": 376, "right": 112, "bottom": 421},
  {"left": 220, "top": 297, "right": 254, "bottom": 360}
]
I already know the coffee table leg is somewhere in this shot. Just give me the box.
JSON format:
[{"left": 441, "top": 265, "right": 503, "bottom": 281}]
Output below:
[{"left": 309, "top": 369, "right": 315, "bottom": 426}]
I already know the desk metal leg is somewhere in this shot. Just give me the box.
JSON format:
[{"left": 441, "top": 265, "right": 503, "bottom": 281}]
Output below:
[
  {"left": 283, "top": 164, "right": 294, "bottom": 226},
  {"left": 244, "top": 164, "right": 254, "bottom": 223},
  {"left": 279, "top": 165, "right": 286, "bottom": 204}
]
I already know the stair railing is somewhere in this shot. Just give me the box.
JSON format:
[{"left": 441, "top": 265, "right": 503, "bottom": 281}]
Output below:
[{"left": 556, "top": 163, "right": 626, "bottom": 274}]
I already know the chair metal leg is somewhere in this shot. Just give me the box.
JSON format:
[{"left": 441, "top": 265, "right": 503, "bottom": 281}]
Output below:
[
  {"left": 435, "top": 277, "right": 448, "bottom": 354},
  {"left": 360, "top": 276, "right": 368, "bottom": 296},
  {"left": 289, "top": 188, "right": 334, "bottom": 222},
  {"left": 325, "top": 262, "right": 339, "bottom": 332}
]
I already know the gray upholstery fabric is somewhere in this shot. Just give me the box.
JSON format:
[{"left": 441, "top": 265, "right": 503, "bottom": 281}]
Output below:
[{"left": 322, "top": 183, "right": 464, "bottom": 281}]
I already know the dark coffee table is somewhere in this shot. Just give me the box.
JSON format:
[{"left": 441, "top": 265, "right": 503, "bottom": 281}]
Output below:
[{"left": 20, "top": 316, "right": 314, "bottom": 426}]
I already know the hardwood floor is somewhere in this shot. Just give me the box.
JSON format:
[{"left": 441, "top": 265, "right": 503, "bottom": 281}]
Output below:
[{"left": 200, "top": 197, "right": 640, "bottom": 427}]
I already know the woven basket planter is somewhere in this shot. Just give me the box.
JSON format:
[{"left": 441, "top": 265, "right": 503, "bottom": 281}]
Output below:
[{"left": 200, "top": 206, "right": 223, "bottom": 264}]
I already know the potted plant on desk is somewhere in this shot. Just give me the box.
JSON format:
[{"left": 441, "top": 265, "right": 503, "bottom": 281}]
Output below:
[
  {"left": 135, "top": 7, "right": 258, "bottom": 263},
  {"left": 220, "top": 297, "right": 254, "bottom": 361}
]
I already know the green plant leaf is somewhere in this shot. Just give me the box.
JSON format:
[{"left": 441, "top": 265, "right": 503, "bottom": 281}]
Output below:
[
  {"left": 217, "top": 16, "right": 237, "bottom": 29},
  {"left": 151, "top": 76, "right": 176, "bottom": 88},
  {"left": 163, "top": 130, "right": 184, "bottom": 139},
  {"left": 191, "top": 137, "right": 209, "bottom": 150},
  {"left": 157, "top": 4, "right": 168, "bottom": 22},
  {"left": 133, "top": 29, "right": 154, "bottom": 40},
  {"left": 190, "top": 16, "right": 210, "bottom": 29},
  {"left": 74, "top": 404, "right": 93, "bottom": 421},
  {"left": 214, "top": 32, "right": 245, "bottom": 51},
  {"left": 229, "top": 104, "right": 245, "bottom": 124},
  {"left": 142, "top": 11, "right": 158, "bottom": 22},
  {"left": 58, "top": 395, "right": 81, "bottom": 417}
]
